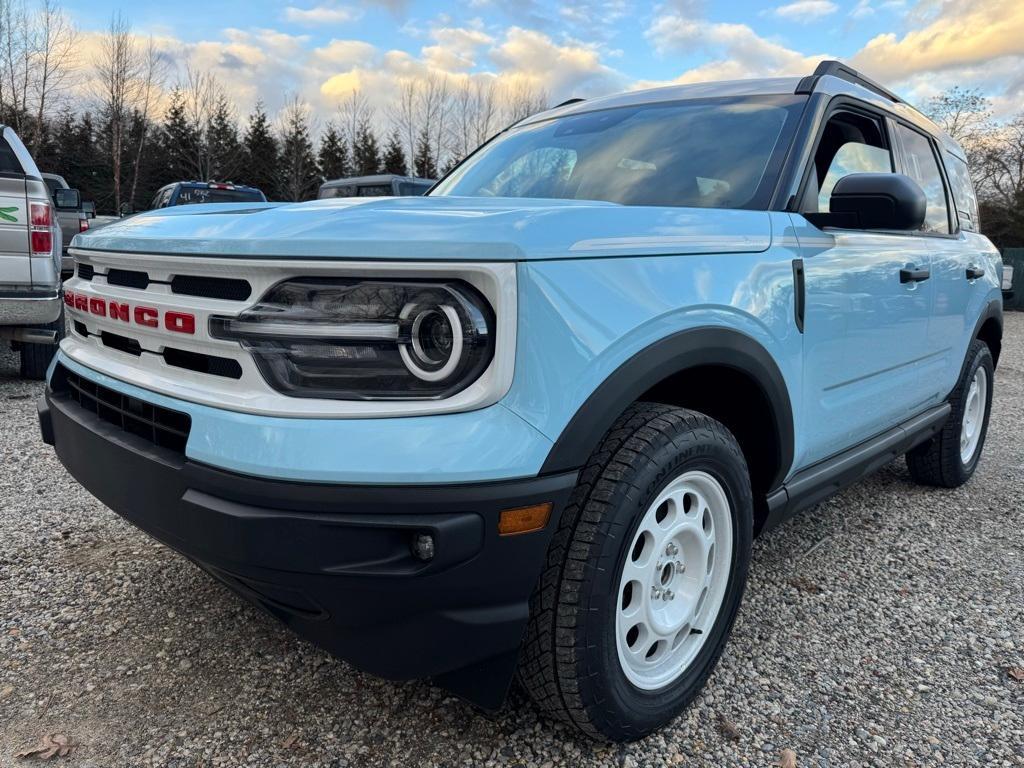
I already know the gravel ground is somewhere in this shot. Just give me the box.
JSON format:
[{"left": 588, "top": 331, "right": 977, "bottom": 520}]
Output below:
[{"left": 1, "top": 318, "right": 1022, "bottom": 768}]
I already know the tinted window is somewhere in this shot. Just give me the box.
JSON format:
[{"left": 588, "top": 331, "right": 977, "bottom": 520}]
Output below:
[
  {"left": 44, "top": 177, "right": 63, "bottom": 196},
  {"left": 432, "top": 96, "right": 804, "bottom": 209},
  {"left": 356, "top": 184, "right": 392, "bottom": 196},
  {"left": 397, "top": 181, "right": 430, "bottom": 196},
  {"left": 0, "top": 138, "right": 24, "bottom": 175},
  {"left": 320, "top": 185, "right": 356, "bottom": 199},
  {"left": 896, "top": 125, "right": 950, "bottom": 234},
  {"left": 175, "top": 187, "right": 264, "bottom": 205},
  {"left": 945, "top": 152, "right": 979, "bottom": 232}
]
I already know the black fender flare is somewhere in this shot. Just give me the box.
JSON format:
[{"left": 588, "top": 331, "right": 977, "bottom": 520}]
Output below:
[
  {"left": 971, "top": 298, "right": 1003, "bottom": 367},
  {"left": 539, "top": 326, "right": 795, "bottom": 490}
]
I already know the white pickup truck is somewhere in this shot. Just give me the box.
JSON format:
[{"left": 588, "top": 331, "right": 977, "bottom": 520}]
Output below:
[{"left": 0, "top": 125, "right": 63, "bottom": 378}]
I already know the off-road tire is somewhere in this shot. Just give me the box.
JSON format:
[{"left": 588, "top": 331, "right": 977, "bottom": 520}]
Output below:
[
  {"left": 517, "top": 402, "right": 753, "bottom": 741},
  {"left": 19, "top": 310, "right": 65, "bottom": 380},
  {"left": 906, "top": 339, "right": 993, "bottom": 488}
]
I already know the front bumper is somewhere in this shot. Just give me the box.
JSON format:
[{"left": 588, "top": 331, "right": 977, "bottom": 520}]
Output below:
[
  {"left": 39, "top": 377, "right": 577, "bottom": 709},
  {"left": 0, "top": 290, "right": 62, "bottom": 326}
]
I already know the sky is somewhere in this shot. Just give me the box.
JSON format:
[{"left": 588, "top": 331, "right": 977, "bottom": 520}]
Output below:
[{"left": 57, "top": 0, "right": 1024, "bottom": 126}]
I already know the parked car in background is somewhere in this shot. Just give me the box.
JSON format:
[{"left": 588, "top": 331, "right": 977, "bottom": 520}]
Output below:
[
  {"left": 41, "top": 172, "right": 88, "bottom": 276},
  {"left": 149, "top": 181, "right": 267, "bottom": 209},
  {"left": 0, "top": 127, "right": 63, "bottom": 378},
  {"left": 41, "top": 61, "right": 1002, "bottom": 740},
  {"left": 318, "top": 174, "right": 433, "bottom": 199}
]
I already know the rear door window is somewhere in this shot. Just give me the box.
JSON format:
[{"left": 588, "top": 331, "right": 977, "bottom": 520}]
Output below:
[{"left": 895, "top": 125, "right": 951, "bottom": 234}]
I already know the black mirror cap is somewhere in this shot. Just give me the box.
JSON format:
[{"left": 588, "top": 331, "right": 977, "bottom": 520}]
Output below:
[{"left": 828, "top": 172, "right": 926, "bottom": 231}]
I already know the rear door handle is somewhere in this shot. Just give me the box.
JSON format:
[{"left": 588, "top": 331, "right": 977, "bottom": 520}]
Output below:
[
  {"left": 900, "top": 267, "right": 930, "bottom": 283},
  {"left": 966, "top": 265, "right": 985, "bottom": 280}
]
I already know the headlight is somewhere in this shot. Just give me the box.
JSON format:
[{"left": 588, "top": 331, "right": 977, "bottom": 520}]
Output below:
[{"left": 210, "top": 278, "right": 495, "bottom": 400}]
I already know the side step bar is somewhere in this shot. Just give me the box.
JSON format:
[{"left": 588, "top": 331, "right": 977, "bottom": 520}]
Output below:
[{"left": 761, "top": 403, "right": 951, "bottom": 533}]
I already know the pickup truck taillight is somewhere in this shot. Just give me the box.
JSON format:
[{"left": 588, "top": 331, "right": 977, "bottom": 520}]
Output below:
[
  {"left": 79, "top": 218, "right": 89, "bottom": 233},
  {"left": 29, "top": 202, "right": 53, "bottom": 256}
]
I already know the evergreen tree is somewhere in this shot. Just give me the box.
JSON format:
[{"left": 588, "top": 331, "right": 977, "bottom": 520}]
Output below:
[
  {"left": 413, "top": 127, "right": 437, "bottom": 179},
  {"left": 317, "top": 121, "right": 349, "bottom": 181},
  {"left": 162, "top": 88, "right": 202, "bottom": 182},
  {"left": 352, "top": 122, "right": 381, "bottom": 176},
  {"left": 206, "top": 95, "right": 242, "bottom": 182},
  {"left": 381, "top": 129, "right": 407, "bottom": 175},
  {"left": 243, "top": 101, "right": 280, "bottom": 200},
  {"left": 277, "top": 100, "right": 320, "bottom": 202}
]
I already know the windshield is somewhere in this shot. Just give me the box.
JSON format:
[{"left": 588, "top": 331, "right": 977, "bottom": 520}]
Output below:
[
  {"left": 432, "top": 96, "right": 804, "bottom": 209},
  {"left": 175, "top": 187, "right": 265, "bottom": 205}
]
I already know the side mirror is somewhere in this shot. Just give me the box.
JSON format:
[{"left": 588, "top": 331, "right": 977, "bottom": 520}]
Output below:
[
  {"left": 53, "top": 187, "right": 81, "bottom": 210},
  {"left": 806, "top": 173, "right": 926, "bottom": 231},
  {"left": 119, "top": 202, "right": 134, "bottom": 217}
]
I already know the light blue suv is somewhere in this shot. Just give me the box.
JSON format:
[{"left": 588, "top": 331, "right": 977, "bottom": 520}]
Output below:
[{"left": 40, "top": 61, "right": 1002, "bottom": 741}]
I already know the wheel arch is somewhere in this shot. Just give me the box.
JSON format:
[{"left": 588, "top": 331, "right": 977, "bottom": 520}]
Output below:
[
  {"left": 540, "top": 327, "right": 795, "bottom": 519},
  {"left": 973, "top": 298, "right": 1002, "bottom": 368}
]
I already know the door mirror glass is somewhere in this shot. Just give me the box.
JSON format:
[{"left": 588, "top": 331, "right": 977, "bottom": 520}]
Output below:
[
  {"left": 53, "top": 187, "right": 81, "bottom": 210},
  {"left": 807, "top": 172, "right": 926, "bottom": 231}
]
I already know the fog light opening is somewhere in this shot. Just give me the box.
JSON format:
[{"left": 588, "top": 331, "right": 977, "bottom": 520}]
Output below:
[{"left": 412, "top": 532, "right": 436, "bottom": 561}]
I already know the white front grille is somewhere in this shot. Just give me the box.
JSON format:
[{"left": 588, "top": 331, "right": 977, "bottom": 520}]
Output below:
[{"left": 63, "top": 247, "right": 517, "bottom": 418}]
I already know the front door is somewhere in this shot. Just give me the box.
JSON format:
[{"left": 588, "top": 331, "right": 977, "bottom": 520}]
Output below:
[{"left": 794, "top": 106, "right": 934, "bottom": 466}]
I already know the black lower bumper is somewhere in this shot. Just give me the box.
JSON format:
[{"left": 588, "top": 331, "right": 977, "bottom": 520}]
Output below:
[{"left": 39, "top": 385, "right": 577, "bottom": 709}]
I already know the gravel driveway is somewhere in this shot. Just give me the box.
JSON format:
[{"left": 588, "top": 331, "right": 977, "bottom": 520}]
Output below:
[{"left": 1, "top": 317, "right": 1022, "bottom": 768}]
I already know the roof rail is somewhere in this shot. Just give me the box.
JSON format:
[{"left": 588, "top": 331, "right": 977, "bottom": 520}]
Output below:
[
  {"left": 795, "top": 60, "right": 902, "bottom": 103},
  {"left": 553, "top": 97, "right": 585, "bottom": 108}
]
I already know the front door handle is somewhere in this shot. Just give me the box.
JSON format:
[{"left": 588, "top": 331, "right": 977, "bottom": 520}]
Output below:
[
  {"left": 966, "top": 265, "right": 985, "bottom": 280},
  {"left": 900, "top": 267, "right": 930, "bottom": 283}
]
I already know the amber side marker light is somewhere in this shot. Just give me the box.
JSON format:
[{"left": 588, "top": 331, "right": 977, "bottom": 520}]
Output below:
[{"left": 498, "top": 503, "right": 553, "bottom": 536}]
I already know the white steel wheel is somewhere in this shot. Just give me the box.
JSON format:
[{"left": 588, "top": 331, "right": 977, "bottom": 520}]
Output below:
[
  {"left": 960, "top": 366, "right": 987, "bottom": 464},
  {"left": 615, "top": 470, "right": 734, "bottom": 690}
]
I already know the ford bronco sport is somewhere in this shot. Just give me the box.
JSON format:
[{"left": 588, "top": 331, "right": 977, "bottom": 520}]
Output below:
[{"left": 39, "top": 62, "right": 1002, "bottom": 741}]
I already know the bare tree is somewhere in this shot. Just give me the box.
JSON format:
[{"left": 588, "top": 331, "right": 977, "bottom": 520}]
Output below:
[
  {"left": 93, "top": 12, "right": 143, "bottom": 210},
  {"left": 501, "top": 76, "right": 549, "bottom": 126},
  {"left": 924, "top": 87, "right": 993, "bottom": 147},
  {"left": 178, "top": 64, "right": 221, "bottom": 179},
  {"left": 337, "top": 88, "right": 373, "bottom": 153},
  {"left": 127, "top": 36, "right": 166, "bottom": 203},
  {"left": 417, "top": 73, "right": 451, "bottom": 172},
  {"left": 0, "top": 0, "right": 32, "bottom": 132},
  {"left": 449, "top": 77, "right": 499, "bottom": 164},
  {"left": 389, "top": 79, "right": 418, "bottom": 175},
  {"left": 30, "top": 0, "right": 77, "bottom": 151}
]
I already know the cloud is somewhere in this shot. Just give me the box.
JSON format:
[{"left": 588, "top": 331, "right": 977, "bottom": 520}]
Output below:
[
  {"left": 489, "top": 27, "right": 625, "bottom": 97},
  {"left": 646, "top": 17, "right": 828, "bottom": 83},
  {"left": 421, "top": 26, "right": 494, "bottom": 71},
  {"left": 311, "top": 39, "right": 378, "bottom": 68},
  {"left": 772, "top": 0, "right": 838, "bottom": 21},
  {"left": 850, "top": 0, "right": 1024, "bottom": 83},
  {"left": 283, "top": 4, "right": 361, "bottom": 25}
]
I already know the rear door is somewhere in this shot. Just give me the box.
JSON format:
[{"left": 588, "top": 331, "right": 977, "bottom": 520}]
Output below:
[
  {"left": 0, "top": 133, "right": 30, "bottom": 288},
  {"left": 894, "top": 126, "right": 986, "bottom": 405}
]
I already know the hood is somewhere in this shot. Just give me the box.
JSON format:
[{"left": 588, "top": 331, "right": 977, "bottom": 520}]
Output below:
[{"left": 70, "top": 196, "right": 771, "bottom": 261}]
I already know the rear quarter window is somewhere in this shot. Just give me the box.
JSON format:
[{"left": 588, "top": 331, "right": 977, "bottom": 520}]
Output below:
[
  {"left": 944, "top": 153, "right": 980, "bottom": 232},
  {"left": 0, "top": 138, "right": 24, "bottom": 176}
]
